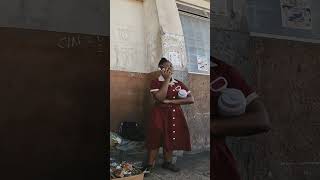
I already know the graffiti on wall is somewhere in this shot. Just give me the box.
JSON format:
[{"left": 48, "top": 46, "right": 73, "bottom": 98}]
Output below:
[
  {"left": 111, "top": 24, "right": 146, "bottom": 72},
  {"left": 56, "top": 35, "right": 106, "bottom": 55},
  {"left": 146, "top": 33, "right": 160, "bottom": 70}
]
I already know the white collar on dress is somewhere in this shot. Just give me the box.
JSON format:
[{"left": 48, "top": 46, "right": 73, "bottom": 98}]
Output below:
[{"left": 158, "top": 75, "right": 178, "bottom": 85}]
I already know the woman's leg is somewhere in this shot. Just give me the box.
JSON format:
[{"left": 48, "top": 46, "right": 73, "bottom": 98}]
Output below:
[
  {"left": 143, "top": 148, "right": 159, "bottom": 177},
  {"left": 163, "top": 149, "right": 173, "bottom": 162},
  {"left": 147, "top": 148, "right": 159, "bottom": 166},
  {"left": 162, "top": 149, "right": 180, "bottom": 172}
]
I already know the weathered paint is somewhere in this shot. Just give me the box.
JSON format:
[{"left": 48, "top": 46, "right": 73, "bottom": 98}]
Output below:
[
  {"left": 156, "top": 0, "right": 184, "bottom": 35},
  {"left": 110, "top": 0, "right": 147, "bottom": 73},
  {"left": 185, "top": 74, "right": 210, "bottom": 152},
  {"left": 144, "top": 0, "right": 163, "bottom": 72},
  {"left": 110, "top": 0, "right": 188, "bottom": 73}
]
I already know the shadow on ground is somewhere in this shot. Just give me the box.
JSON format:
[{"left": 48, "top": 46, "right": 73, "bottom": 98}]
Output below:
[{"left": 145, "top": 151, "right": 210, "bottom": 180}]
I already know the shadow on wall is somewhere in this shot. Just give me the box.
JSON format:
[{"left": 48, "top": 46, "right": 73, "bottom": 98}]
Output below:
[
  {"left": 110, "top": 71, "right": 160, "bottom": 132},
  {"left": 0, "top": 27, "right": 108, "bottom": 179}
]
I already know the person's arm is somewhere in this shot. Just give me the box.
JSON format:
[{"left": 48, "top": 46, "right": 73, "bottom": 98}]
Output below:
[
  {"left": 151, "top": 67, "right": 172, "bottom": 102},
  {"left": 163, "top": 94, "right": 195, "bottom": 105},
  {"left": 212, "top": 98, "right": 271, "bottom": 137},
  {"left": 152, "top": 78, "right": 170, "bottom": 102}
]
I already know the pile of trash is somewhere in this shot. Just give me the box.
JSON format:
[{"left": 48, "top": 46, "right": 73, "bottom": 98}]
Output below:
[
  {"left": 110, "top": 131, "right": 145, "bottom": 152},
  {"left": 110, "top": 131, "right": 145, "bottom": 179},
  {"left": 110, "top": 159, "right": 143, "bottom": 179},
  {"left": 110, "top": 132, "right": 123, "bottom": 148}
]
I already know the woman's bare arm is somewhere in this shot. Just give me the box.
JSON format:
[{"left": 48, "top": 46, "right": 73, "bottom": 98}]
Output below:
[
  {"left": 165, "top": 94, "right": 195, "bottom": 105},
  {"left": 212, "top": 98, "right": 271, "bottom": 137},
  {"left": 151, "top": 67, "right": 172, "bottom": 102},
  {"left": 152, "top": 78, "right": 170, "bottom": 102}
]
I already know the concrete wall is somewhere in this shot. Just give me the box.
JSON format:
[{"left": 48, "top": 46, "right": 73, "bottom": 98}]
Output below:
[
  {"left": 0, "top": 0, "right": 108, "bottom": 35},
  {"left": 184, "top": 74, "right": 210, "bottom": 153},
  {"left": 247, "top": 37, "right": 320, "bottom": 180},
  {"left": 157, "top": 0, "right": 184, "bottom": 35},
  {"left": 109, "top": 0, "right": 200, "bottom": 73},
  {"left": 144, "top": 0, "right": 163, "bottom": 72},
  {"left": 156, "top": 0, "right": 188, "bottom": 71},
  {"left": 110, "top": 71, "right": 151, "bottom": 131},
  {"left": 0, "top": 1, "right": 108, "bottom": 178},
  {"left": 0, "top": 0, "right": 109, "bottom": 178},
  {"left": 0, "top": 27, "right": 108, "bottom": 179},
  {"left": 110, "top": 0, "right": 148, "bottom": 73}
]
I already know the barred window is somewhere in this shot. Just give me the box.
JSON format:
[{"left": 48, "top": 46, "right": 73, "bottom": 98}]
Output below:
[{"left": 179, "top": 12, "right": 210, "bottom": 75}]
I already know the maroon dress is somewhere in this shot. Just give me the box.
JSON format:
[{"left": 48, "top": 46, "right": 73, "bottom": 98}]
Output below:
[
  {"left": 145, "top": 76, "right": 191, "bottom": 152},
  {"left": 211, "top": 57, "right": 258, "bottom": 180}
]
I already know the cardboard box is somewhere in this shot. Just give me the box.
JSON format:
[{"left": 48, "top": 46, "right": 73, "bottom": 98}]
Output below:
[{"left": 112, "top": 173, "right": 144, "bottom": 180}]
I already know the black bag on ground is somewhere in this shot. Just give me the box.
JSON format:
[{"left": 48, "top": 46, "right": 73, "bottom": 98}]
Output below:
[{"left": 119, "top": 122, "right": 145, "bottom": 141}]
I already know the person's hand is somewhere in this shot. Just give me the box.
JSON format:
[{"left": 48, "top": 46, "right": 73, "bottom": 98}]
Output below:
[
  {"left": 161, "top": 67, "right": 173, "bottom": 80},
  {"left": 162, "top": 99, "right": 172, "bottom": 104}
]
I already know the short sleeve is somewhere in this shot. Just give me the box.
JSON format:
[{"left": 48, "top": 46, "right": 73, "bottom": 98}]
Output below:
[
  {"left": 227, "top": 66, "right": 258, "bottom": 105},
  {"left": 178, "top": 81, "right": 191, "bottom": 95},
  {"left": 150, "top": 79, "right": 160, "bottom": 92}
]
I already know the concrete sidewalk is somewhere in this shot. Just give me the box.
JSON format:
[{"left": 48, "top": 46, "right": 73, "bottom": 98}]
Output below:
[{"left": 145, "top": 151, "right": 210, "bottom": 180}]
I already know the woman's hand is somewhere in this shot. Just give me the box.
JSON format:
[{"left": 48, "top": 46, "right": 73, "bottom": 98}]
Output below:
[
  {"left": 162, "top": 99, "right": 172, "bottom": 104},
  {"left": 161, "top": 67, "right": 173, "bottom": 80}
]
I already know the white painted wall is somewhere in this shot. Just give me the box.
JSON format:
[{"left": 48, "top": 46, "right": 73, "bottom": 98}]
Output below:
[
  {"left": 157, "top": 0, "right": 184, "bottom": 35},
  {"left": 110, "top": 0, "right": 148, "bottom": 73},
  {"left": 156, "top": 0, "right": 188, "bottom": 71},
  {"left": 144, "top": 0, "right": 163, "bottom": 72},
  {"left": 110, "top": 0, "right": 204, "bottom": 73}
]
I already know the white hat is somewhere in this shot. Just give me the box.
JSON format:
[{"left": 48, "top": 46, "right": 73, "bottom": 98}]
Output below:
[{"left": 218, "top": 88, "right": 246, "bottom": 117}]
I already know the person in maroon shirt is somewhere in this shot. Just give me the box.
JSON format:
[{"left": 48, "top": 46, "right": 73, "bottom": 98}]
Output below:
[
  {"left": 211, "top": 56, "right": 271, "bottom": 179},
  {"left": 144, "top": 58, "right": 194, "bottom": 176}
]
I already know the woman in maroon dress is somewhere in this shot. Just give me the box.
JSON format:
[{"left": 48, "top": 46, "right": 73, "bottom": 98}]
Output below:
[{"left": 144, "top": 58, "right": 194, "bottom": 175}]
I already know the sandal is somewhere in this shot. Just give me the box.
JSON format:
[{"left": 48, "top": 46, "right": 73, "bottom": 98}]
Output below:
[
  {"left": 161, "top": 162, "right": 180, "bottom": 172},
  {"left": 142, "top": 164, "right": 153, "bottom": 177}
]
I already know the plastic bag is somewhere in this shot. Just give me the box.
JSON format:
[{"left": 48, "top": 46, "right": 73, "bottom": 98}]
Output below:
[{"left": 110, "top": 132, "right": 122, "bottom": 147}]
